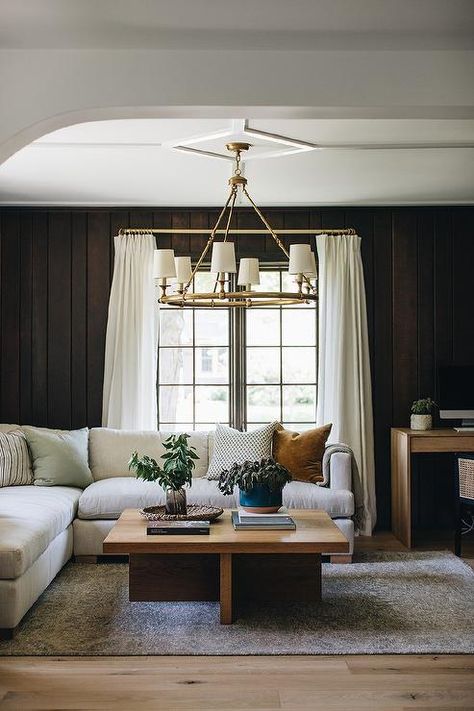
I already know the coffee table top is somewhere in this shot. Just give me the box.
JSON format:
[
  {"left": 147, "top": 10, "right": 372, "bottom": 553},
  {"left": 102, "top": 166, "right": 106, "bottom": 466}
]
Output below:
[{"left": 103, "top": 509, "right": 350, "bottom": 555}]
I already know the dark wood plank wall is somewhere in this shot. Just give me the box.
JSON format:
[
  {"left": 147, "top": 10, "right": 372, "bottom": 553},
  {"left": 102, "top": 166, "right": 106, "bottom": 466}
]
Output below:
[{"left": 1, "top": 206, "right": 473, "bottom": 530}]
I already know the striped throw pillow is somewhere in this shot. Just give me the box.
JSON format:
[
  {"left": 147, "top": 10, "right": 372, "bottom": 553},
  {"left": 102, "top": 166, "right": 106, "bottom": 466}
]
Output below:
[{"left": 0, "top": 430, "right": 33, "bottom": 487}]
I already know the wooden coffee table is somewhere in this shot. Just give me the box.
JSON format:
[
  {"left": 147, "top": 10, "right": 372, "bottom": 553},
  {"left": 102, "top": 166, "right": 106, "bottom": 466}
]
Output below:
[{"left": 103, "top": 508, "right": 349, "bottom": 624}]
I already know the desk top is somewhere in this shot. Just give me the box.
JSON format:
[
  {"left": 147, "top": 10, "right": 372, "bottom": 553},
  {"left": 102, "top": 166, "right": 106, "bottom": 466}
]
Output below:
[{"left": 392, "top": 428, "right": 474, "bottom": 436}]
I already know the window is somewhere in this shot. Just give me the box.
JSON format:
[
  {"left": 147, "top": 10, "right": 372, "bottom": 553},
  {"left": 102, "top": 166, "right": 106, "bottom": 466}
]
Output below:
[{"left": 157, "top": 269, "right": 317, "bottom": 430}]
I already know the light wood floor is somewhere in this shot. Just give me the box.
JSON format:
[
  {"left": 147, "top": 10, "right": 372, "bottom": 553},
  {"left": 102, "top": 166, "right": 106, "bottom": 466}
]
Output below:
[{"left": 1, "top": 532, "right": 473, "bottom": 711}]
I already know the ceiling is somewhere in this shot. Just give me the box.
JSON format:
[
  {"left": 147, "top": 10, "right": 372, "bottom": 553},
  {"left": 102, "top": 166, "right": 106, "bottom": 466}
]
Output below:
[
  {"left": 1, "top": 0, "right": 473, "bottom": 50},
  {"left": 0, "top": 118, "right": 473, "bottom": 205}
]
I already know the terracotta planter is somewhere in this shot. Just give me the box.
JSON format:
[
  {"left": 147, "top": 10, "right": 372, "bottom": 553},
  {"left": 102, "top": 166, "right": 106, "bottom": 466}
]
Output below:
[{"left": 410, "top": 414, "right": 432, "bottom": 431}]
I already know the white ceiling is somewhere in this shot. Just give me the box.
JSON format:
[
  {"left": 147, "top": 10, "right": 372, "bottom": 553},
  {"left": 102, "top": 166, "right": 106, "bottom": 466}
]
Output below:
[
  {"left": 1, "top": 0, "right": 473, "bottom": 49},
  {"left": 0, "top": 118, "right": 473, "bottom": 205}
]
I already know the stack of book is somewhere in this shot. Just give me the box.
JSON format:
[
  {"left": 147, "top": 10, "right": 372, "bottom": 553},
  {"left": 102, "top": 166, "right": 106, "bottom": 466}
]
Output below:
[
  {"left": 231, "top": 509, "right": 296, "bottom": 530},
  {"left": 146, "top": 520, "right": 210, "bottom": 535}
]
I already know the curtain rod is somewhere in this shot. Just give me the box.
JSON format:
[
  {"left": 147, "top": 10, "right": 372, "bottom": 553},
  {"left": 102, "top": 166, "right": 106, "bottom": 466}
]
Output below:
[{"left": 118, "top": 228, "right": 356, "bottom": 236}]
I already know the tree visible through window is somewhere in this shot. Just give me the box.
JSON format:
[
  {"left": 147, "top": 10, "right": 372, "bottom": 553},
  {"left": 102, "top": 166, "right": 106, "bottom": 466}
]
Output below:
[{"left": 157, "top": 270, "right": 317, "bottom": 430}]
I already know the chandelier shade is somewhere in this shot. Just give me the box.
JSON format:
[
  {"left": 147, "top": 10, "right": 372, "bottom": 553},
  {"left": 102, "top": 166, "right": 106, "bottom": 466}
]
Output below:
[
  {"left": 174, "top": 256, "right": 193, "bottom": 284},
  {"left": 237, "top": 258, "right": 260, "bottom": 287},
  {"left": 153, "top": 249, "right": 176, "bottom": 280},
  {"left": 210, "top": 242, "right": 237, "bottom": 275}
]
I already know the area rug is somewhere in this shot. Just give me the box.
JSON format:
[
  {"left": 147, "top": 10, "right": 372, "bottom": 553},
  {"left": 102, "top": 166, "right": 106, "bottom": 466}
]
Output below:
[{"left": 1, "top": 551, "right": 473, "bottom": 655}]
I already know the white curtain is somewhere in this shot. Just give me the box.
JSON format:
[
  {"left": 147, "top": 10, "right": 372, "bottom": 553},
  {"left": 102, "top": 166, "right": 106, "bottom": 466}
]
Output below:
[
  {"left": 102, "top": 233, "right": 158, "bottom": 430},
  {"left": 316, "top": 234, "right": 376, "bottom": 535}
]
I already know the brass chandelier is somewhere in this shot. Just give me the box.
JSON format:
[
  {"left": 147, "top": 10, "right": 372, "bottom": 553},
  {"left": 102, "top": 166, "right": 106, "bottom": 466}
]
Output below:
[{"left": 153, "top": 142, "right": 319, "bottom": 308}]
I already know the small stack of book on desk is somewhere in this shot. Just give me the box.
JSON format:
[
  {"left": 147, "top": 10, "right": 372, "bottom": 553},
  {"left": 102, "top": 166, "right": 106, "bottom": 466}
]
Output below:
[{"left": 231, "top": 509, "right": 296, "bottom": 530}]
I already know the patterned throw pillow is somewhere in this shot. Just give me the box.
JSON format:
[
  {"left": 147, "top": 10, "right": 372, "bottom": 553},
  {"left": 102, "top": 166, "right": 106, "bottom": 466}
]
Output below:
[
  {"left": 206, "top": 422, "right": 278, "bottom": 480},
  {"left": 0, "top": 430, "right": 33, "bottom": 487}
]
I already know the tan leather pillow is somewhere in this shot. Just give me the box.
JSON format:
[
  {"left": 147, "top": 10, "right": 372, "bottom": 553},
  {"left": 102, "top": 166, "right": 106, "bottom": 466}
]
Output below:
[{"left": 273, "top": 424, "right": 332, "bottom": 484}]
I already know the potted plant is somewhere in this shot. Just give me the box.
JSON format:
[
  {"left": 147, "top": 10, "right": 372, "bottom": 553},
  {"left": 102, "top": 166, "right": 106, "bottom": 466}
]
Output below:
[
  {"left": 218, "top": 457, "right": 292, "bottom": 513},
  {"left": 128, "top": 433, "right": 199, "bottom": 515},
  {"left": 410, "top": 398, "right": 437, "bottom": 431}
]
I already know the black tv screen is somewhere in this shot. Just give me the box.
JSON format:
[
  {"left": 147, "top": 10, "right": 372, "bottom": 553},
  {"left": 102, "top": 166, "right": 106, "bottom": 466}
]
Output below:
[{"left": 438, "top": 365, "right": 474, "bottom": 410}]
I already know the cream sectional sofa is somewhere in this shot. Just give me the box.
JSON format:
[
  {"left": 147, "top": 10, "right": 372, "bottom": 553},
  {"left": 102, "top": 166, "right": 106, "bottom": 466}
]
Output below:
[{"left": 0, "top": 426, "right": 354, "bottom": 637}]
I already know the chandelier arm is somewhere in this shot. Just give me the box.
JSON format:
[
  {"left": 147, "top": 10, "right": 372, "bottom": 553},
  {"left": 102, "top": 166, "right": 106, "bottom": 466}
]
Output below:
[
  {"left": 182, "top": 187, "right": 236, "bottom": 294},
  {"left": 242, "top": 186, "right": 314, "bottom": 291}
]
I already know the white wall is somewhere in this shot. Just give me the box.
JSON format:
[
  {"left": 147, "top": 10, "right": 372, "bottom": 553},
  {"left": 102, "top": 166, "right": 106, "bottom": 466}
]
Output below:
[{"left": 1, "top": 48, "right": 473, "bottom": 164}]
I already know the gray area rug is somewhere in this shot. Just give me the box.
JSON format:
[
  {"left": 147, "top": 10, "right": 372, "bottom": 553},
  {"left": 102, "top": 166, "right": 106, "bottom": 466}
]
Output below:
[{"left": 1, "top": 551, "right": 473, "bottom": 655}]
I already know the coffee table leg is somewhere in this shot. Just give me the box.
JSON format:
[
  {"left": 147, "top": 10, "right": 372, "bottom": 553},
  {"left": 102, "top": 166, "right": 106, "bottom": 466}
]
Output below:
[{"left": 220, "top": 553, "right": 233, "bottom": 624}]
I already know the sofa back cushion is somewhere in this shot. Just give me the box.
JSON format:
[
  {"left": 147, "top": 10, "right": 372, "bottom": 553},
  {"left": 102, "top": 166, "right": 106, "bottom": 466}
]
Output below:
[
  {"left": 23, "top": 426, "right": 93, "bottom": 488},
  {"left": 89, "top": 428, "right": 210, "bottom": 481}
]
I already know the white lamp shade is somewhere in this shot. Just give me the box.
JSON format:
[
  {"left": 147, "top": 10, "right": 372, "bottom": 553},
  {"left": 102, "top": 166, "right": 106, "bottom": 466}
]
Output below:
[
  {"left": 174, "top": 256, "right": 192, "bottom": 283},
  {"left": 210, "top": 242, "right": 236, "bottom": 274},
  {"left": 153, "top": 249, "right": 176, "bottom": 279},
  {"left": 304, "top": 251, "right": 317, "bottom": 277},
  {"left": 238, "top": 258, "right": 260, "bottom": 286},
  {"left": 288, "top": 244, "right": 314, "bottom": 275}
]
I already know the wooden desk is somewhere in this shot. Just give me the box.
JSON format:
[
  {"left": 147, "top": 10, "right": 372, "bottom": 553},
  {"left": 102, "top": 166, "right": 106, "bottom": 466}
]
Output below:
[{"left": 391, "top": 428, "right": 474, "bottom": 547}]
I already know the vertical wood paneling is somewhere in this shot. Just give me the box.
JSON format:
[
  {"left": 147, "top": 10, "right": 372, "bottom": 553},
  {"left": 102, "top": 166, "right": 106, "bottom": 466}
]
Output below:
[
  {"left": 1, "top": 205, "right": 474, "bottom": 532},
  {"left": 31, "top": 213, "right": 48, "bottom": 426},
  {"left": 19, "top": 213, "right": 33, "bottom": 424},
  {"left": 392, "top": 210, "right": 418, "bottom": 426},
  {"left": 0, "top": 212, "right": 20, "bottom": 423},
  {"left": 48, "top": 212, "right": 72, "bottom": 428},
  {"left": 71, "top": 212, "right": 87, "bottom": 429},
  {"left": 372, "top": 209, "right": 393, "bottom": 529},
  {"left": 86, "top": 211, "right": 110, "bottom": 427}
]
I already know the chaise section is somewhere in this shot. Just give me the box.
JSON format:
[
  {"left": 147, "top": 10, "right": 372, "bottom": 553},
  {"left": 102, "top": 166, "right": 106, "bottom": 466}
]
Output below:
[{"left": 0, "top": 485, "right": 82, "bottom": 635}]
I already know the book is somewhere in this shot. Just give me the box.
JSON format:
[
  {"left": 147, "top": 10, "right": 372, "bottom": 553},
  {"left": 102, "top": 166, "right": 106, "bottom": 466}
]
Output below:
[
  {"left": 146, "top": 520, "right": 210, "bottom": 535},
  {"left": 231, "top": 510, "right": 296, "bottom": 530},
  {"left": 238, "top": 507, "right": 289, "bottom": 519}
]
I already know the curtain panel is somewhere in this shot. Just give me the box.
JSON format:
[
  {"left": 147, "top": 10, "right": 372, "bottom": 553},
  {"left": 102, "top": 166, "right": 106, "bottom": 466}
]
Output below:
[
  {"left": 102, "top": 233, "right": 158, "bottom": 430},
  {"left": 316, "top": 233, "right": 376, "bottom": 534}
]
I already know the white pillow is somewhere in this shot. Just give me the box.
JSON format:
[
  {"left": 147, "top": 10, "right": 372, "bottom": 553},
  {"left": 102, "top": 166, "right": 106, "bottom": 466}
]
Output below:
[
  {"left": 0, "top": 430, "right": 33, "bottom": 487},
  {"left": 206, "top": 422, "right": 278, "bottom": 480}
]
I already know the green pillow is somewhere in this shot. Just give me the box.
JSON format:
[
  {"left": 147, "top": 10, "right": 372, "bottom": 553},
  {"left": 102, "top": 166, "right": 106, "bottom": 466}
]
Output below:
[{"left": 22, "top": 426, "right": 92, "bottom": 489}]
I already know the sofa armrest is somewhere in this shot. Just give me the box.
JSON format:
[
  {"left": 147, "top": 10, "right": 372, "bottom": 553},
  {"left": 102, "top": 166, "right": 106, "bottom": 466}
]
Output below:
[{"left": 328, "top": 451, "right": 352, "bottom": 491}]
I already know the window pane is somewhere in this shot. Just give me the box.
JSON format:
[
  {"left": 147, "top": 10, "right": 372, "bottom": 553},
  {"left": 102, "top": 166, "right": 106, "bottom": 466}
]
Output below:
[
  {"left": 195, "top": 347, "right": 229, "bottom": 384},
  {"left": 254, "top": 271, "right": 280, "bottom": 293},
  {"left": 194, "top": 271, "right": 217, "bottom": 293},
  {"left": 282, "top": 347, "right": 316, "bottom": 384},
  {"left": 247, "top": 347, "right": 280, "bottom": 384},
  {"left": 195, "top": 310, "right": 229, "bottom": 346},
  {"left": 282, "top": 423, "right": 317, "bottom": 432},
  {"left": 160, "top": 423, "right": 194, "bottom": 433},
  {"left": 283, "top": 385, "right": 316, "bottom": 422},
  {"left": 246, "top": 309, "right": 280, "bottom": 346},
  {"left": 160, "top": 309, "right": 193, "bottom": 346},
  {"left": 159, "top": 348, "right": 193, "bottom": 385},
  {"left": 282, "top": 309, "right": 316, "bottom": 346},
  {"left": 159, "top": 385, "right": 193, "bottom": 423},
  {"left": 247, "top": 386, "right": 281, "bottom": 422},
  {"left": 195, "top": 386, "right": 229, "bottom": 423}
]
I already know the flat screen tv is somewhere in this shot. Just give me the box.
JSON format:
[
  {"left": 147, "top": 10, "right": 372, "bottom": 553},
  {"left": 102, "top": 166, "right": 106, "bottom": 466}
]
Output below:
[{"left": 438, "top": 365, "right": 474, "bottom": 429}]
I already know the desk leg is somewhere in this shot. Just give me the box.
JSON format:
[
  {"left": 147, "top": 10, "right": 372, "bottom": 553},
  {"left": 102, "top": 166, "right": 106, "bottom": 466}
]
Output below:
[
  {"left": 391, "top": 430, "right": 412, "bottom": 548},
  {"left": 220, "top": 553, "right": 233, "bottom": 624}
]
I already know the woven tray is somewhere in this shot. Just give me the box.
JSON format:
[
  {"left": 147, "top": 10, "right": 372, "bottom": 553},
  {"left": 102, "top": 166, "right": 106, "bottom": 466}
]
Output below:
[{"left": 139, "top": 504, "right": 224, "bottom": 522}]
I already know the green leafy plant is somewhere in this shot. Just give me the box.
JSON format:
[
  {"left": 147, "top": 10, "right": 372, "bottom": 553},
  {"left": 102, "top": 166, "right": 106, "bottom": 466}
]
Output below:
[
  {"left": 411, "top": 398, "right": 437, "bottom": 415},
  {"left": 218, "top": 457, "right": 292, "bottom": 496},
  {"left": 128, "top": 433, "right": 199, "bottom": 491}
]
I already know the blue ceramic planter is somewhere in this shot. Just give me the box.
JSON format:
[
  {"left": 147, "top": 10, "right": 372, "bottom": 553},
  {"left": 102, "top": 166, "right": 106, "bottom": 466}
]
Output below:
[{"left": 239, "top": 484, "right": 283, "bottom": 513}]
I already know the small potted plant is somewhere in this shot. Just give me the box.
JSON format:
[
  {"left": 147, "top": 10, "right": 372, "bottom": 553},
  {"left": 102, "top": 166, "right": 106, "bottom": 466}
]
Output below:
[
  {"left": 410, "top": 398, "right": 437, "bottom": 431},
  {"left": 218, "top": 457, "right": 292, "bottom": 513},
  {"left": 128, "top": 433, "right": 199, "bottom": 515}
]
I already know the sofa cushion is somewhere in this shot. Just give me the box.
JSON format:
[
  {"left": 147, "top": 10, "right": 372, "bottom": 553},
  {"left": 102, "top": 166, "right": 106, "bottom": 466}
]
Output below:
[
  {"left": 0, "top": 485, "right": 82, "bottom": 579},
  {"left": 206, "top": 422, "right": 277, "bottom": 480},
  {"left": 283, "top": 481, "right": 354, "bottom": 518},
  {"left": 23, "top": 426, "right": 93, "bottom": 488},
  {"left": 78, "top": 477, "right": 235, "bottom": 520},
  {"left": 89, "top": 429, "right": 209, "bottom": 481},
  {"left": 0, "top": 430, "right": 33, "bottom": 487},
  {"left": 273, "top": 423, "right": 332, "bottom": 484}
]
